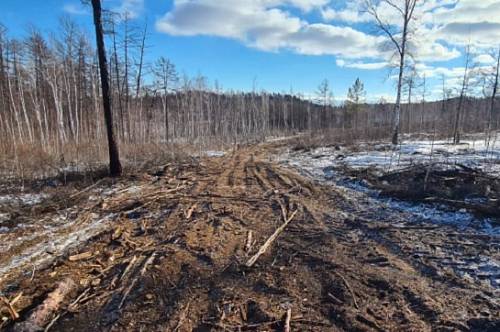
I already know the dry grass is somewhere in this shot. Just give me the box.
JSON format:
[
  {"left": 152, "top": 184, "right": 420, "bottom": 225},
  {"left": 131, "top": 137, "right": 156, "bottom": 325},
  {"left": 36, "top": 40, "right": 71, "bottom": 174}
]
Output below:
[{"left": 0, "top": 140, "right": 196, "bottom": 186}]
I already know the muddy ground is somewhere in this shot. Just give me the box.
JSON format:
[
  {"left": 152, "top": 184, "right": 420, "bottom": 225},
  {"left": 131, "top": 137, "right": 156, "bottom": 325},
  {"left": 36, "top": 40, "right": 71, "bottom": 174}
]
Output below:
[{"left": 0, "top": 143, "right": 499, "bottom": 331}]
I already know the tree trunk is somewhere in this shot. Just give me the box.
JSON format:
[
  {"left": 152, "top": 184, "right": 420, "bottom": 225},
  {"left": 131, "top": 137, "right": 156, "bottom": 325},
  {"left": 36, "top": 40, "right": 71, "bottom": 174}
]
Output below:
[
  {"left": 91, "top": 0, "right": 122, "bottom": 176},
  {"left": 392, "top": 39, "right": 405, "bottom": 145},
  {"left": 487, "top": 46, "right": 500, "bottom": 149}
]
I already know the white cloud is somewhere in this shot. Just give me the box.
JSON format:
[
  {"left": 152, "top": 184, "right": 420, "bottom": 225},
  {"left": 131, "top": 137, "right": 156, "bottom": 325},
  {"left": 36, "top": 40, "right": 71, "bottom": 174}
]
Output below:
[
  {"left": 155, "top": 0, "right": 499, "bottom": 81},
  {"left": 321, "top": 2, "right": 371, "bottom": 23},
  {"left": 474, "top": 54, "right": 496, "bottom": 64},
  {"left": 283, "top": 0, "right": 330, "bottom": 12},
  {"left": 63, "top": 3, "right": 89, "bottom": 15},
  {"left": 156, "top": 1, "right": 385, "bottom": 59},
  {"left": 422, "top": 0, "right": 500, "bottom": 48},
  {"left": 336, "top": 59, "right": 387, "bottom": 70},
  {"left": 436, "top": 22, "right": 500, "bottom": 48},
  {"left": 113, "top": 0, "right": 144, "bottom": 19}
]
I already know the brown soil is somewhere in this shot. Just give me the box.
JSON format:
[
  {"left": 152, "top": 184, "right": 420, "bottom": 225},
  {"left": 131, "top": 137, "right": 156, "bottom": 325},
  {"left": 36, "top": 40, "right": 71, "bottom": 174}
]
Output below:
[{"left": 1, "top": 145, "right": 499, "bottom": 331}]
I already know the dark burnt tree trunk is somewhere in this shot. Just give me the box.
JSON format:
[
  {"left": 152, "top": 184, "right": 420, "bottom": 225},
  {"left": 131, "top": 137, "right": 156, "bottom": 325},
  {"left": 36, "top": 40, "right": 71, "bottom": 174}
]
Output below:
[{"left": 90, "top": 0, "right": 122, "bottom": 176}]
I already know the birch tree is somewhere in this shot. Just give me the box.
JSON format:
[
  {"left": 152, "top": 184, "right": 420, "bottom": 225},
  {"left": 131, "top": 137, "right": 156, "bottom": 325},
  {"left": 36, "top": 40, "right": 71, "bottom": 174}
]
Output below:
[
  {"left": 153, "top": 57, "right": 178, "bottom": 142},
  {"left": 486, "top": 46, "right": 500, "bottom": 149},
  {"left": 365, "top": 0, "right": 417, "bottom": 145},
  {"left": 453, "top": 44, "right": 473, "bottom": 144}
]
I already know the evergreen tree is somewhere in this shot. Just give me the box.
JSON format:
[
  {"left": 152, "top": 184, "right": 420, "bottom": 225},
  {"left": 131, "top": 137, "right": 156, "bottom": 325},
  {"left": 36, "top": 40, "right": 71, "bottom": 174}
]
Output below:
[{"left": 346, "top": 78, "right": 366, "bottom": 112}]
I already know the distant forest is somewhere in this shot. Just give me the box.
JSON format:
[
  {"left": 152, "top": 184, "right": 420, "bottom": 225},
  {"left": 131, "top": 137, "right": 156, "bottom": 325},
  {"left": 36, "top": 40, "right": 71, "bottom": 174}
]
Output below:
[{"left": 0, "top": 16, "right": 498, "bottom": 172}]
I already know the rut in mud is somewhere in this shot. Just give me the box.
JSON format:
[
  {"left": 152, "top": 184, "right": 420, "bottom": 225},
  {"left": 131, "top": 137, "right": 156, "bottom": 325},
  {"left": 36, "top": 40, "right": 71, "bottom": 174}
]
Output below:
[{"left": 1, "top": 145, "right": 499, "bottom": 331}]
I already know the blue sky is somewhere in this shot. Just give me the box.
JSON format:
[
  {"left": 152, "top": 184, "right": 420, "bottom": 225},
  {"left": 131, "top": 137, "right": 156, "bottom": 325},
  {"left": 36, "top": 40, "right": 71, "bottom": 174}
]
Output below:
[{"left": 1, "top": 1, "right": 499, "bottom": 102}]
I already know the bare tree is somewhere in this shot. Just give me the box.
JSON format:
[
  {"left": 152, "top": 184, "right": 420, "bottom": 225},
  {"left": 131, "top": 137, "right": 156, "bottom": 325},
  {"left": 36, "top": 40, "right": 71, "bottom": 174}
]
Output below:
[
  {"left": 366, "top": 0, "right": 417, "bottom": 145},
  {"left": 135, "top": 22, "right": 147, "bottom": 99},
  {"left": 403, "top": 65, "right": 417, "bottom": 133},
  {"left": 419, "top": 73, "right": 427, "bottom": 133},
  {"left": 153, "top": 57, "right": 178, "bottom": 142},
  {"left": 453, "top": 43, "right": 473, "bottom": 144},
  {"left": 90, "top": 0, "right": 122, "bottom": 176},
  {"left": 316, "top": 79, "right": 332, "bottom": 110},
  {"left": 486, "top": 46, "right": 500, "bottom": 149}
]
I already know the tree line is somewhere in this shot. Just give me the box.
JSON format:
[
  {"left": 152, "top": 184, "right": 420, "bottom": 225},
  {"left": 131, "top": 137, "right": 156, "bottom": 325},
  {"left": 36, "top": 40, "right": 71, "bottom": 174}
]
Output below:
[{"left": 0, "top": 0, "right": 499, "bottom": 176}]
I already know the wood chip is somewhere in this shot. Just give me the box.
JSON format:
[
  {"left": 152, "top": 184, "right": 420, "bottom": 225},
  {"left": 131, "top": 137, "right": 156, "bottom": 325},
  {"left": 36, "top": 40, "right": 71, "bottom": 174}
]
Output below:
[
  {"left": 68, "top": 251, "right": 93, "bottom": 262},
  {"left": 185, "top": 204, "right": 197, "bottom": 219}
]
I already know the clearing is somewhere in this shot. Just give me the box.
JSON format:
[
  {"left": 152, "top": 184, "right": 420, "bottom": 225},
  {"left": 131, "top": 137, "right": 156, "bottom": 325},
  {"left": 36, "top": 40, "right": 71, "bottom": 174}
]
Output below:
[{"left": 0, "top": 138, "right": 499, "bottom": 331}]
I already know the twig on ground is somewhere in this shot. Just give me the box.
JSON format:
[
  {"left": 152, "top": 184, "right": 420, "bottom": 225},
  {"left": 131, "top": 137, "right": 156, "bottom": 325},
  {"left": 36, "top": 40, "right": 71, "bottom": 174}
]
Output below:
[
  {"left": 334, "top": 272, "right": 359, "bottom": 309},
  {"left": 43, "top": 313, "right": 62, "bottom": 332},
  {"left": 69, "top": 179, "right": 105, "bottom": 199},
  {"left": 284, "top": 308, "right": 292, "bottom": 332},
  {"left": 119, "top": 252, "right": 156, "bottom": 309},
  {"left": 174, "top": 301, "right": 191, "bottom": 332},
  {"left": 0, "top": 296, "right": 19, "bottom": 320},
  {"left": 30, "top": 265, "right": 36, "bottom": 282},
  {"left": 327, "top": 292, "right": 343, "bottom": 305},
  {"left": 246, "top": 209, "right": 298, "bottom": 267},
  {"left": 245, "top": 230, "right": 253, "bottom": 253},
  {"left": 120, "top": 255, "right": 139, "bottom": 281},
  {"left": 68, "top": 251, "right": 93, "bottom": 262}
]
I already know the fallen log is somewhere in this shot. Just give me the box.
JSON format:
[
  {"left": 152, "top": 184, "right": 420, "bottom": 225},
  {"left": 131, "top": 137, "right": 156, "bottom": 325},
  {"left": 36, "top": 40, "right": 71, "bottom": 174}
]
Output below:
[{"left": 16, "top": 278, "right": 76, "bottom": 332}]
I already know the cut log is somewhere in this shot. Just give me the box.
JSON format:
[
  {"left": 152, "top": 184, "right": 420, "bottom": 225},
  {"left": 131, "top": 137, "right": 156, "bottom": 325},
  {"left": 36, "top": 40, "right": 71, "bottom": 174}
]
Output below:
[{"left": 16, "top": 278, "right": 76, "bottom": 332}]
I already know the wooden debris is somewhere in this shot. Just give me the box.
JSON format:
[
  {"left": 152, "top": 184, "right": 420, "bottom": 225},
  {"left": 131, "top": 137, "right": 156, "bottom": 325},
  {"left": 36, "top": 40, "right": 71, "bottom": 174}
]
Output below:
[
  {"left": 174, "top": 301, "right": 191, "bottom": 332},
  {"left": 334, "top": 272, "right": 359, "bottom": 310},
  {"left": 43, "top": 313, "right": 62, "bottom": 332},
  {"left": 245, "top": 230, "right": 253, "bottom": 253},
  {"left": 119, "top": 252, "right": 156, "bottom": 309},
  {"left": 0, "top": 295, "right": 20, "bottom": 320},
  {"left": 112, "top": 226, "right": 123, "bottom": 240},
  {"left": 69, "top": 179, "right": 105, "bottom": 199},
  {"left": 120, "top": 255, "right": 139, "bottom": 281},
  {"left": 68, "top": 288, "right": 91, "bottom": 312},
  {"left": 284, "top": 308, "right": 292, "bottom": 332},
  {"left": 68, "top": 251, "right": 93, "bottom": 262},
  {"left": 327, "top": 292, "right": 344, "bottom": 305},
  {"left": 246, "top": 209, "right": 298, "bottom": 267},
  {"left": 185, "top": 204, "right": 197, "bottom": 219},
  {"left": 17, "top": 278, "right": 76, "bottom": 332}
]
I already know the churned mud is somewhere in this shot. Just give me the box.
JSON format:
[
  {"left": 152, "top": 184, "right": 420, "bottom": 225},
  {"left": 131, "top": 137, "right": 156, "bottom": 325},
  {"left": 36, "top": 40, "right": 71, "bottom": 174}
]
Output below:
[{"left": 0, "top": 142, "right": 499, "bottom": 331}]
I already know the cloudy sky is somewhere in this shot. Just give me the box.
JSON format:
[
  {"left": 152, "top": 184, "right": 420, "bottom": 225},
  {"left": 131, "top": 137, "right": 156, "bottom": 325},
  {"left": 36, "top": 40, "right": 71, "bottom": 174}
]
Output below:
[{"left": 1, "top": 0, "right": 500, "bottom": 102}]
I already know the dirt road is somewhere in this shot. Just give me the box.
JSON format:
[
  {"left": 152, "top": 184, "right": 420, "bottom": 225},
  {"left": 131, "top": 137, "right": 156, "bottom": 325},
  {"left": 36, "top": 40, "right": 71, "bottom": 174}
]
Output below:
[{"left": 0, "top": 145, "right": 499, "bottom": 331}]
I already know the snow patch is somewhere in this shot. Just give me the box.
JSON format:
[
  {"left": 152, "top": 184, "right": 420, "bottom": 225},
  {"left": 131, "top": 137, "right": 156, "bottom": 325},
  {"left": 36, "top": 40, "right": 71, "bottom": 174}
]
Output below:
[
  {"left": 0, "top": 193, "right": 48, "bottom": 206},
  {"left": 282, "top": 142, "right": 500, "bottom": 288},
  {"left": 204, "top": 150, "right": 225, "bottom": 157},
  {"left": 0, "top": 213, "right": 116, "bottom": 282}
]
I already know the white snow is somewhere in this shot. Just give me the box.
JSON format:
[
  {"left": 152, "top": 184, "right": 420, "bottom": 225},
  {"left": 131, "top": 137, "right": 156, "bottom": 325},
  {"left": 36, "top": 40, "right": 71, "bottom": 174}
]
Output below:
[
  {"left": 0, "top": 213, "right": 9, "bottom": 224},
  {"left": 289, "top": 135, "right": 500, "bottom": 176},
  {"left": 0, "top": 193, "right": 48, "bottom": 206},
  {"left": 204, "top": 150, "right": 225, "bottom": 157},
  {"left": 0, "top": 213, "right": 116, "bottom": 283}
]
